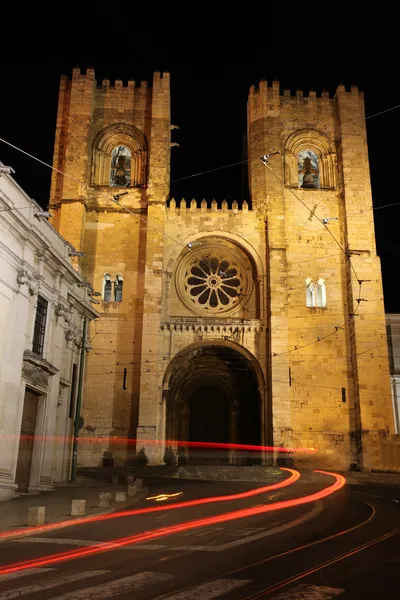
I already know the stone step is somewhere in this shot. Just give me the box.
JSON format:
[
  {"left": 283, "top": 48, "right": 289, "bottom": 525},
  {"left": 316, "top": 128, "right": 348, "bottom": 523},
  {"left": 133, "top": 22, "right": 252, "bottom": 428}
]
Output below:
[{"left": 172, "top": 465, "right": 284, "bottom": 482}]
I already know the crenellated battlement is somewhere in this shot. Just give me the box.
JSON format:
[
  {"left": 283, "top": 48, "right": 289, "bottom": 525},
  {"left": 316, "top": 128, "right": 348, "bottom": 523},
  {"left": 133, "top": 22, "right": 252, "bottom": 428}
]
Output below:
[
  {"left": 248, "top": 80, "right": 364, "bottom": 121},
  {"left": 62, "top": 67, "right": 169, "bottom": 92},
  {"left": 98, "top": 78, "right": 145, "bottom": 90},
  {"left": 166, "top": 198, "right": 250, "bottom": 213}
]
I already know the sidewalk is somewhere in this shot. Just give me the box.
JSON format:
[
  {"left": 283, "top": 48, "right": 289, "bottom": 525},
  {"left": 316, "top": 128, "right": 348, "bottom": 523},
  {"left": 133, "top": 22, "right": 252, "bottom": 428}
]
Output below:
[
  {"left": 341, "top": 470, "right": 400, "bottom": 487},
  {"left": 0, "top": 478, "right": 148, "bottom": 537}
]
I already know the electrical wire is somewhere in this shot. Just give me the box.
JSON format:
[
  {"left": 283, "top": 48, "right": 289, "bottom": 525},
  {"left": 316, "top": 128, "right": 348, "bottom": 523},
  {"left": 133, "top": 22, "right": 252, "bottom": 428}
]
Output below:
[
  {"left": 0, "top": 109, "right": 385, "bottom": 360},
  {"left": 366, "top": 103, "right": 400, "bottom": 120}
]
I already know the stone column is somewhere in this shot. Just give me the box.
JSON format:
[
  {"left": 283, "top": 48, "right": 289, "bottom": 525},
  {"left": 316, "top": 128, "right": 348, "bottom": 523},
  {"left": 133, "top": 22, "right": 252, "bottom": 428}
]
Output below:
[{"left": 136, "top": 72, "right": 171, "bottom": 464}]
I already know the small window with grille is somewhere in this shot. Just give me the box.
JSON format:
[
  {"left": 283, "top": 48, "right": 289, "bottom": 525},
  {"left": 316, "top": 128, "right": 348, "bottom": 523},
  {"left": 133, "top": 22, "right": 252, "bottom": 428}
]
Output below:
[
  {"left": 114, "top": 274, "right": 123, "bottom": 302},
  {"left": 103, "top": 273, "right": 112, "bottom": 302},
  {"left": 32, "top": 294, "right": 48, "bottom": 356}
]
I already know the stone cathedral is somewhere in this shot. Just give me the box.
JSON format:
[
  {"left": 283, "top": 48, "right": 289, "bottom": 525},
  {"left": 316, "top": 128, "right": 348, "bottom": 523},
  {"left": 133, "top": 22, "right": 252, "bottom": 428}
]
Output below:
[{"left": 49, "top": 68, "right": 399, "bottom": 472}]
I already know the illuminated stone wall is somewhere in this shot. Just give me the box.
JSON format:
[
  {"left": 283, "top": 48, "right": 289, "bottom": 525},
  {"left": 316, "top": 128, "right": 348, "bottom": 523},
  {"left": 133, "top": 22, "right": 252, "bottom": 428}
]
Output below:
[{"left": 49, "top": 70, "right": 399, "bottom": 471}]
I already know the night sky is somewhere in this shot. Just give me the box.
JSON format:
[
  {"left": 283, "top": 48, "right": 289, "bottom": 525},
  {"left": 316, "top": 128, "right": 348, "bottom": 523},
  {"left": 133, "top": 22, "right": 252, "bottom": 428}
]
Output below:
[{"left": 1, "top": 45, "right": 399, "bottom": 311}]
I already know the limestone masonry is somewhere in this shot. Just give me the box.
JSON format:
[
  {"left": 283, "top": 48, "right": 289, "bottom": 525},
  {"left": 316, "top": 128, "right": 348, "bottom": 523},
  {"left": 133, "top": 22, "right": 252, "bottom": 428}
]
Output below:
[{"left": 49, "top": 68, "right": 400, "bottom": 472}]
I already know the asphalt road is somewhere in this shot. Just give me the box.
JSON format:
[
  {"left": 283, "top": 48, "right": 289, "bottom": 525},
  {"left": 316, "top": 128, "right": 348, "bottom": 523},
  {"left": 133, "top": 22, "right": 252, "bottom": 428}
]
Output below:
[{"left": 0, "top": 472, "right": 399, "bottom": 599}]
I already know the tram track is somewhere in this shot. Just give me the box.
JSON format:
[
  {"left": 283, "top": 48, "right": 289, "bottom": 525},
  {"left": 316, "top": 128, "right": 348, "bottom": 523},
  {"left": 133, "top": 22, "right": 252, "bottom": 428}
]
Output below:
[
  {"left": 153, "top": 499, "right": 382, "bottom": 600},
  {"left": 243, "top": 518, "right": 400, "bottom": 598}
]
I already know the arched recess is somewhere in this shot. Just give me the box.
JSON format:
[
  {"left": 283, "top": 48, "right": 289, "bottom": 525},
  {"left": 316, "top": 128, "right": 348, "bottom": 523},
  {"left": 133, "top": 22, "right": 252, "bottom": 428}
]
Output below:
[
  {"left": 163, "top": 341, "right": 267, "bottom": 464},
  {"left": 284, "top": 129, "right": 337, "bottom": 189},
  {"left": 91, "top": 123, "right": 148, "bottom": 187}
]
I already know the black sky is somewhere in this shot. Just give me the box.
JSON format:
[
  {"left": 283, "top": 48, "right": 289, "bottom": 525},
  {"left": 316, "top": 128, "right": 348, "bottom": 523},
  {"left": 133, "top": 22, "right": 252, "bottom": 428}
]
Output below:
[{"left": 1, "top": 43, "right": 399, "bottom": 311}]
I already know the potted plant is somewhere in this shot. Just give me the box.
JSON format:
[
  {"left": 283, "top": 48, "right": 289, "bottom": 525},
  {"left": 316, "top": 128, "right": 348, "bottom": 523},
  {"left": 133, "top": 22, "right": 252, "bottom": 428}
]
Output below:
[
  {"left": 163, "top": 446, "right": 177, "bottom": 466},
  {"left": 285, "top": 449, "right": 295, "bottom": 468},
  {"left": 135, "top": 447, "right": 149, "bottom": 467},
  {"left": 177, "top": 447, "right": 188, "bottom": 466},
  {"left": 102, "top": 450, "right": 114, "bottom": 468},
  {"left": 277, "top": 445, "right": 295, "bottom": 468}
]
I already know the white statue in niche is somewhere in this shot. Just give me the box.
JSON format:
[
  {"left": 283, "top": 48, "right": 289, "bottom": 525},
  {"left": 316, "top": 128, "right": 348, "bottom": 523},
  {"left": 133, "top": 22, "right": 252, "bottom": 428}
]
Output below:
[
  {"left": 298, "top": 150, "right": 320, "bottom": 189},
  {"left": 110, "top": 146, "right": 131, "bottom": 187}
]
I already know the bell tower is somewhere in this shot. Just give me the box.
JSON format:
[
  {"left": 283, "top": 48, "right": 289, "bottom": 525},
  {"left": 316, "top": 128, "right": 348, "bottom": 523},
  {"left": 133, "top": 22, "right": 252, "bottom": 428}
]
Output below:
[
  {"left": 49, "top": 68, "right": 171, "bottom": 466},
  {"left": 247, "top": 81, "right": 395, "bottom": 470}
]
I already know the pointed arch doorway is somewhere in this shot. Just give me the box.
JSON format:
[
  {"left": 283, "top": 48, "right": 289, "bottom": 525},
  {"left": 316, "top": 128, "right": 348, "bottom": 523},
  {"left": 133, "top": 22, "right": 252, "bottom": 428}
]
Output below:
[{"left": 164, "top": 343, "right": 265, "bottom": 465}]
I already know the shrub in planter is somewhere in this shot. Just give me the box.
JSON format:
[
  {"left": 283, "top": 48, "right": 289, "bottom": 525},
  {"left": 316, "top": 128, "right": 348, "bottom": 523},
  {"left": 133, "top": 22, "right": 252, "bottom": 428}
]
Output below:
[
  {"left": 284, "top": 454, "right": 295, "bottom": 468},
  {"left": 277, "top": 445, "right": 295, "bottom": 468},
  {"left": 177, "top": 447, "right": 188, "bottom": 466},
  {"left": 102, "top": 451, "right": 114, "bottom": 468},
  {"left": 164, "top": 446, "right": 176, "bottom": 466},
  {"left": 135, "top": 447, "right": 149, "bottom": 467}
]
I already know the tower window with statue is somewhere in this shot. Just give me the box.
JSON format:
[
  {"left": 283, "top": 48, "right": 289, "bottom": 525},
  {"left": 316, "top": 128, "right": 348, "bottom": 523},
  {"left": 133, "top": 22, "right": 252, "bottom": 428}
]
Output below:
[
  {"left": 298, "top": 149, "right": 320, "bottom": 189},
  {"left": 110, "top": 146, "right": 131, "bottom": 187}
]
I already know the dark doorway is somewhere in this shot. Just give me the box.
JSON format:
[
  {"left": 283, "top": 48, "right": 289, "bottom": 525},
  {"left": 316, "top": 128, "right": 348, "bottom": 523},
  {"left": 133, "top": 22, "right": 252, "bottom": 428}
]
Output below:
[
  {"left": 166, "top": 344, "right": 264, "bottom": 465},
  {"left": 15, "top": 390, "right": 39, "bottom": 491},
  {"left": 189, "top": 385, "right": 229, "bottom": 463}
]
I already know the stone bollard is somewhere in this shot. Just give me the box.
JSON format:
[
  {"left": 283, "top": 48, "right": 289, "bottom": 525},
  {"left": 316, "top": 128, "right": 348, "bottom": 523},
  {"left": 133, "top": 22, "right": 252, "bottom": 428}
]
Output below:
[
  {"left": 115, "top": 491, "right": 127, "bottom": 502},
  {"left": 71, "top": 499, "right": 86, "bottom": 517},
  {"left": 126, "top": 474, "right": 134, "bottom": 485},
  {"left": 99, "top": 492, "right": 111, "bottom": 508},
  {"left": 127, "top": 484, "right": 137, "bottom": 497},
  {"left": 112, "top": 474, "right": 119, "bottom": 485},
  {"left": 28, "top": 506, "right": 45, "bottom": 527},
  {"left": 135, "top": 477, "right": 143, "bottom": 490}
]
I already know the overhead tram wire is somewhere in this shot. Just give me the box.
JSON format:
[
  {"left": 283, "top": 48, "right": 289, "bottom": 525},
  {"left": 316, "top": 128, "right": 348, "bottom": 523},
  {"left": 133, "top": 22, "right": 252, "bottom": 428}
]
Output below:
[
  {"left": 260, "top": 153, "right": 361, "bottom": 284},
  {"left": 2, "top": 94, "right": 400, "bottom": 219},
  {"left": 257, "top": 152, "right": 365, "bottom": 357},
  {"left": 0, "top": 101, "right": 389, "bottom": 361},
  {"left": 0, "top": 97, "right": 399, "bottom": 218}
]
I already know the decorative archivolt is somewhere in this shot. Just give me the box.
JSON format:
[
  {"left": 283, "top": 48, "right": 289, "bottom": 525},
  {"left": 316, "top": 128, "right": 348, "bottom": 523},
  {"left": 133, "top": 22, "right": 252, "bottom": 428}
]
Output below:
[
  {"left": 174, "top": 236, "right": 256, "bottom": 317},
  {"left": 284, "top": 129, "right": 337, "bottom": 189},
  {"left": 91, "top": 123, "right": 148, "bottom": 188}
]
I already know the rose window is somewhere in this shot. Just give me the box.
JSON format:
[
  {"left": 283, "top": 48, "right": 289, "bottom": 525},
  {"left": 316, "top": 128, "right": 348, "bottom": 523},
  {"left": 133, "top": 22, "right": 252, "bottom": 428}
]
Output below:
[{"left": 184, "top": 256, "right": 244, "bottom": 312}]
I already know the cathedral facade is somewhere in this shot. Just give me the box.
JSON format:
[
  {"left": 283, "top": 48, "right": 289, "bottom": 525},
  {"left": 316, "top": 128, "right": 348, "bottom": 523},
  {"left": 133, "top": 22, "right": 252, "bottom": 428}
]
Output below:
[{"left": 49, "top": 68, "right": 399, "bottom": 472}]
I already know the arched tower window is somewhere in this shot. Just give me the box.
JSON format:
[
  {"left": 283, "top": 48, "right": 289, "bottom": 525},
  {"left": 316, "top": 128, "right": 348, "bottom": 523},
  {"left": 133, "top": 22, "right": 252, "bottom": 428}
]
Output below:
[
  {"left": 306, "top": 278, "right": 315, "bottom": 307},
  {"left": 114, "top": 273, "right": 123, "bottom": 302},
  {"left": 305, "top": 277, "right": 327, "bottom": 308},
  {"left": 103, "top": 273, "right": 112, "bottom": 302},
  {"left": 110, "top": 147, "right": 131, "bottom": 187},
  {"left": 298, "top": 150, "right": 320, "bottom": 189},
  {"left": 316, "top": 278, "right": 326, "bottom": 308},
  {"left": 285, "top": 129, "right": 336, "bottom": 190},
  {"left": 91, "top": 123, "right": 148, "bottom": 188}
]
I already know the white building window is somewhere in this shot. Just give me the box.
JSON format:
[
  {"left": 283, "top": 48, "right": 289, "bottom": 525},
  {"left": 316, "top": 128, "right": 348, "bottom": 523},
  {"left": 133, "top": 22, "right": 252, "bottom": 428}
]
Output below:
[
  {"left": 306, "top": 278, "right": 327, "bottom": 308},
  {"left": 114, "top": 273, "right": 123, "bottom": 302},
  {"left": 32, "top": 294, "right": 48, "bottom": 356},
  {"left": 103, "top": 273, "right": 112, "bottom": 302}
]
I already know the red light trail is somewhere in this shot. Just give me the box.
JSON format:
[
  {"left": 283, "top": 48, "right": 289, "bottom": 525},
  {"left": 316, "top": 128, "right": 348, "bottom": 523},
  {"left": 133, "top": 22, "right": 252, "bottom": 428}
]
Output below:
[
  {"left": 0, "top": 468, "right": 299, "bottom": 541},
  {"left": 0, "top": 435, "right": 315, "bottom": 454},
  {"left": 0, "top": 471, "right": 345, "bottom": 576}
]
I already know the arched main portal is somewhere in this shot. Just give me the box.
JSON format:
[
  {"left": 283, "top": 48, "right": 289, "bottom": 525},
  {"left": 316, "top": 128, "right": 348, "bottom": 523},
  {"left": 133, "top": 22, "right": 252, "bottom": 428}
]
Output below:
[{"left": 164, "top": 343, "right": 265, "bottom": 464}]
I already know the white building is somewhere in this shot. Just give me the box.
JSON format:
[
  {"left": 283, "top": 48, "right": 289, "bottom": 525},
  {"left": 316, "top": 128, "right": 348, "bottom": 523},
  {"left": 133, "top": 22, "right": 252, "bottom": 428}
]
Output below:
[
  {"left": 387, "top": 314, "right": 400, "bottom": 434},
  {"left": 0, "top": 163, "right": 98, "bottom": 501}
]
